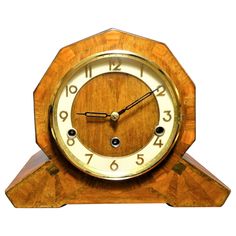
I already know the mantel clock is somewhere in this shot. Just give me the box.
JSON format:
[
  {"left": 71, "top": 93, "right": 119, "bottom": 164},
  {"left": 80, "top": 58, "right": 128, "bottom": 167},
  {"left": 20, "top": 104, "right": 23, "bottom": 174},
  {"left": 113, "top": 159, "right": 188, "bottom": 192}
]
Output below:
[{"left": 6, "top": 29, "right": 230, "bottom": 207}]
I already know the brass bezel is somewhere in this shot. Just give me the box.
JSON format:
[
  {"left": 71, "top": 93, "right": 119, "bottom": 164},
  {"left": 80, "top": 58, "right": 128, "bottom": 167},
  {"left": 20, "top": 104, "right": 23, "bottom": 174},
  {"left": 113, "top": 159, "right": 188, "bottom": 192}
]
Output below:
[{"left": 50, "top": 50, "right": 181, "bottom": 180}]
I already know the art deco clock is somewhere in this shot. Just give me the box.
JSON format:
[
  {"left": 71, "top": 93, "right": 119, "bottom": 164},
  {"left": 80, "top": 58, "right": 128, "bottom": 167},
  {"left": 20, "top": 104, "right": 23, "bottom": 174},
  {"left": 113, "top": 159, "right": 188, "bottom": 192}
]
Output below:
[{"left": 6, "top": 29, "right": 230, "bottom": 207}]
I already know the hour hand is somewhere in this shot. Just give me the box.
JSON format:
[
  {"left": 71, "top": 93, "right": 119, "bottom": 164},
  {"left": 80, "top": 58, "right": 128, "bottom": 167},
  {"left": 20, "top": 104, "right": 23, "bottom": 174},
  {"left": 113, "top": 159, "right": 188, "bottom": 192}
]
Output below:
[{"left": 77, "top": 111, "right": 111, "bottom": 118}]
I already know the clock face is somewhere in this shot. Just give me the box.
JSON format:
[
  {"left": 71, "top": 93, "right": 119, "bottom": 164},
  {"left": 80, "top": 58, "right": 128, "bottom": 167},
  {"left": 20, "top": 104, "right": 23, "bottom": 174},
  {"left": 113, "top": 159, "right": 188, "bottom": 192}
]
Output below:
[{"left": 51, "top": 51, "right": 180, "bottom": 180}]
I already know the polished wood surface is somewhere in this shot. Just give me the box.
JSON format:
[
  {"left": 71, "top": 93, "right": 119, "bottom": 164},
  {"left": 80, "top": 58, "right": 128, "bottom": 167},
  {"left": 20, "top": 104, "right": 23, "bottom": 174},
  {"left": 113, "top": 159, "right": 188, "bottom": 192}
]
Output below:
[
  {"left": 72, "top": 73, "right": 158, "bottom": 156},
  {"left": 6, "top": 150, "right": 230, "bottom": 207},
  {"left": 33, "top": 28, "right": 196, "bottom": 162},
  {"left": 5, "top": 29, "right": 230, "bottom": 207}
]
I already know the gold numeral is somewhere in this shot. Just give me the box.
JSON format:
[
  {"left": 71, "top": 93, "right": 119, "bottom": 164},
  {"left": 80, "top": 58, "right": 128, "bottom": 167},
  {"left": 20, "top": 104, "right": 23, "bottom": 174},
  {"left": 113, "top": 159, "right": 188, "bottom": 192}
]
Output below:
[
  {"left": 163, "top": 110, "right": 172, "bottom": 122},
  {"left": 110, "top": 160, "right": 119, "bottom": 171},
  {"left": 67, "top": 138, "right": 75, "bottom": 146},
  {"left": 85, "top": 153, "right": 93, "bottom": 164},
  {"left": 156, "top": 85, "right": 166, "bottom": 96},
  {"left": 154, "top": 136, "right": 163, "bottom": 147},
  {"left": 85, "top": 65, "right": 92, "bottom": 78},
  {"left": 109, "top": 59, "right": 121, "bottom": 71},
  {"left": 140, "top": 64, "right": 144, "bottom": 77},
  {"left": 66, "top": 85, "right": 78, "bottom": 97},
  {"left": 59, "top": 111, "right": 68, "bottom": 122},
  {"left": 136, "top": 154, "right": 144, "bottom": 165}
]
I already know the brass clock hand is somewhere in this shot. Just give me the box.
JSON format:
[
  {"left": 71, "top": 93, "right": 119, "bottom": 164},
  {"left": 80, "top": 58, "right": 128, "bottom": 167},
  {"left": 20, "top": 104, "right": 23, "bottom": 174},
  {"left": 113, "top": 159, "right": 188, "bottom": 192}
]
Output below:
[
  {"left": 77, "top": 88, "right": 158, "bottom": 121},
  {"left": 117, "top": 88, "right": 158, "bottom": 115},
  {"left": 77, "top": 111, "right": 120, "bottom": 122},
  {"left": 77, "top": 111, "right": 111, "bottom": 118}
]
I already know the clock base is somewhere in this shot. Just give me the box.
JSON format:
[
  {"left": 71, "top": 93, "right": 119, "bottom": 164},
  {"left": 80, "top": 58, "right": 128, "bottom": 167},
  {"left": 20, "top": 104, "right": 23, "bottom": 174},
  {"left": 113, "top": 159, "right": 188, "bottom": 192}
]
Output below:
[{"left": 6, "top": 150, "right": 230, "bottom": 207}]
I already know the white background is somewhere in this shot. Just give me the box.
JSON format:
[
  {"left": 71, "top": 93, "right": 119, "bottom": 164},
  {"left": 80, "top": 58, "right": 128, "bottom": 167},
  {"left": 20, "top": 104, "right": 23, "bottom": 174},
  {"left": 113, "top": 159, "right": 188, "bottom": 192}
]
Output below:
[{"left": 0, "top": 0, "right": 235, "bottom": 235}]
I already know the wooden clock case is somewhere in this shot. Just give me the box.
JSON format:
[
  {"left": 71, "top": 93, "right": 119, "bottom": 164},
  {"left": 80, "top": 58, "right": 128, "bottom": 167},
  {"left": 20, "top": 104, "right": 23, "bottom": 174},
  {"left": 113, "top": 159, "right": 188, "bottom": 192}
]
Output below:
[{"left": 6, "top": 29, "right": 230, "bottom": 207}]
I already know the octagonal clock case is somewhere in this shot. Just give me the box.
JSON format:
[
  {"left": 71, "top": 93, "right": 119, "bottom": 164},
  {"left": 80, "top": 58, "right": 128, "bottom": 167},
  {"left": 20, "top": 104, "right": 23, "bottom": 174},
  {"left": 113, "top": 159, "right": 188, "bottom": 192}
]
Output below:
[{"left": 6, "top": 29, "right": 230, "bottom": 207}]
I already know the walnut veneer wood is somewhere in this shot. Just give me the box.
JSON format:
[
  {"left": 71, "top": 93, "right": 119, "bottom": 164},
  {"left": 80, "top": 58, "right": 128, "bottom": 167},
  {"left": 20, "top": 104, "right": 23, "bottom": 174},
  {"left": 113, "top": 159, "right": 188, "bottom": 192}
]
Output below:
[
  {"left": 5, "top": 29, "right": 230, "bottom": 207},
  {"left": 6, "top": 150, "right": 230, "bottom": 207},
  {"left": 72, "top": 73, "right": 158, "bottom": 156}
]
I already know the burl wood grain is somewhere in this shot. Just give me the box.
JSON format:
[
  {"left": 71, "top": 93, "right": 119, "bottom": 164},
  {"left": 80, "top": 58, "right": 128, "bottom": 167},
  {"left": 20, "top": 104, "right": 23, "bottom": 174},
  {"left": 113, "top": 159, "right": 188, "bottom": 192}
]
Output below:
[
  {"left": 34, "top": 29, "right": 195, "bottom": 164},
  {"left": 5, "top": 29, "right": 230, "bottom": 207},
  {"left": 6, "top": 150, "right": 230, "bottom": 207},
  {"left": 72, "top": 73, "right": 158, "bottom": 156}
]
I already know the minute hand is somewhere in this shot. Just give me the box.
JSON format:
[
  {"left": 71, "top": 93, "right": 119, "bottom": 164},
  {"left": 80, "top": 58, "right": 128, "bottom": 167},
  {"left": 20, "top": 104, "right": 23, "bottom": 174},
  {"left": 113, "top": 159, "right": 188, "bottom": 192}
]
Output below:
[{"left": 118, "top": 88, "right": 158, "bottom": 116}]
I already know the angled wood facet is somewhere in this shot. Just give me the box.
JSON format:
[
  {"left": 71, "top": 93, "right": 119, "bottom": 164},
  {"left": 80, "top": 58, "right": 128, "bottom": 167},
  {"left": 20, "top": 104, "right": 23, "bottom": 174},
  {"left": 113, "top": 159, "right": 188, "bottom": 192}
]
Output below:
[
  {"left": 6, "top": 150, "right": 230, "bottom": 207},
  {"left": 6, "top": 29, "right": 230, "bottom": 207}
]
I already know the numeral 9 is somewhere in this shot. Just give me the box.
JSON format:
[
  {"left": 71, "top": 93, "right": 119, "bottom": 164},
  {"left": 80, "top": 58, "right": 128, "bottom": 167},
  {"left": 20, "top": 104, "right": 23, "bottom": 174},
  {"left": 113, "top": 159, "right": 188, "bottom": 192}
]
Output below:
[{"left": 59, "top": 111, "right": 68, "bottom": 122}]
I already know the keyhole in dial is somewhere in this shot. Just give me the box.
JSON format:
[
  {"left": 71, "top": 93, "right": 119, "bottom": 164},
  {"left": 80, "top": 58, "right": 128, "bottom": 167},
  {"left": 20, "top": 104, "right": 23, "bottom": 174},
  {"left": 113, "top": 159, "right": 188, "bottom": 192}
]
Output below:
[{"left": 111, "top": 137, "right": 120, "bottom": 148}]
